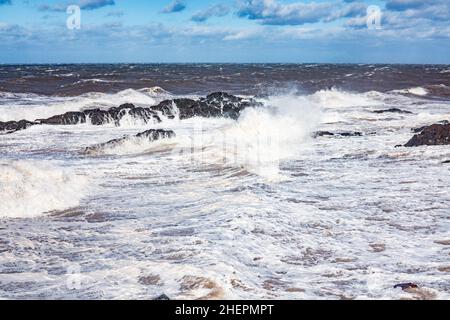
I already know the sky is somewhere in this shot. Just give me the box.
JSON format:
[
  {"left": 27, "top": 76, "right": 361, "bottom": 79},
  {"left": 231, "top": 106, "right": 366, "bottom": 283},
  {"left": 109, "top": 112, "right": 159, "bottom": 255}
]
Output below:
[{"left": 0, "top": 0, "right": 449, "bottom": 64}]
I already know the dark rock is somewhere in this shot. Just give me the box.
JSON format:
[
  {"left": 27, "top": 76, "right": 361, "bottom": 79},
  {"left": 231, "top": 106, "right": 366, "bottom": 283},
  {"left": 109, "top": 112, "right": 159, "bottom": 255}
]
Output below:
[
  {"left": 339, "top": 131, "right": 362, "bottom": 137},
  {"left": 39, "top": 111, "right": 87, "bottom": 125},
  {"left": 373, "top": 108, "right": 413, "bottom": 114},
  {"left": 313, "top": 131, "right": 335, "bottom": 137},
  {"left": 412, "top": 120, "right": 449, "bottom": 133},
  {"left": 153, "top": 294, "right": 170, "bottom": 300},
  {"left": 84, "top": 129, "right": 176, "bottom": 154},
  {"left": 405, "top": 123, "right": 450, "bottom": 147},
  {"left": 0, "top": 120, "right": 36, "bottom": 134},
  {"left": 313, "top": 131, "right": 362, "bottom": 138},
  {"left": 153, "top": 92, "right": 259, "bottom": 120},
  {"left": 1, "top": 93, "right": 258, "bottom": 134},
  {"left": 36, "top": 104, "right": 161, "bottom": 127},
  {"left": 442, "top": 160, "right": 450, "bottom": 164},
  {"left": 394, "top": 283, "right": 419, "bottom": 291}
]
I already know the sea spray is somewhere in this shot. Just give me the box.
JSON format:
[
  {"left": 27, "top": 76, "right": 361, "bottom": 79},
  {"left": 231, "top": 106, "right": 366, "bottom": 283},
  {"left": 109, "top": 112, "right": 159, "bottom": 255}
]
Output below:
[
  {"left": 168, "top": 91, "right": 322, "bottom": 179},
  {"left": 0, "top": 161, "right": 88, "bottom": 218}
]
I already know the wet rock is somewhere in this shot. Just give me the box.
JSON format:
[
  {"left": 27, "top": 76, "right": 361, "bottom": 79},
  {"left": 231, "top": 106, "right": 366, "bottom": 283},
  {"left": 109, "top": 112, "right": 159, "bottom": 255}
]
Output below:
[
  {"left": 394, "top": 283, "right": 418, "bottom": 291},
  {"left": 339, "top": 131, "right": 362, "bottom": 137},
  {"left": 434, "top": 240, "right": 450, "bottom": 245},
  {"left": 39, "top": 111, "right": 87, "bottom": 125},
  {"left": 373, "top": 108, "right": 413, "bottom": 114},
  {"left": 0, "top": 120, "right": 36, "bottom": 134},
  {"left": 154, "top": 92, "right": 259, "bottom": 120},
  {"left": 1, "top": 93, "right": 259, "bottom": 134},
  {"left": 139, "top": 274, "right": 162, "bottom": 286},
  {"left": 438, "top": 266, "right": 450, "bottom": 273},
  {"left": 369, "top": 243, "right": 386, "bottom": 253},
  {"left": 412, "top": 120, "right": 449, "bottom": 133},
  {"left": 313, "top": 131, "right": 335, "bottom": 137},
  {"left": 405, "top": 123, "right": 450, "bottom": 147},
  {"left": 153, "top": 294, "right": 170, "bottom": 300},
  {"left": 84, "top": 129, "right": 176, "bottom": 154},
  {"left": 39, "top": 104, "right": 161, "bottom": 127},
  {"left": 313, "top": 131, "right": 362, "bottom": 138}
]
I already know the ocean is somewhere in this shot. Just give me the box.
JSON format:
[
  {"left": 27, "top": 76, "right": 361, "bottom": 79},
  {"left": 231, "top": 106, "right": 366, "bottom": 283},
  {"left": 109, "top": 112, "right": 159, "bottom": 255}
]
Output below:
[{"left": 0, "top": 64, "right": 449, "bottom": 299}]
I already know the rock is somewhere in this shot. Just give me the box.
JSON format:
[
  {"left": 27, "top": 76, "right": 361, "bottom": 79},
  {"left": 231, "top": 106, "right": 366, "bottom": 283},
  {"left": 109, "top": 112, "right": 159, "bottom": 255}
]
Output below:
[
  {"left": 438, "top": 266, "right": 450, "bottom": 273},
  {"left": 153, "top": 294, "right": 170, "bottom": 300},
  {"left": 412, "top": 120, "right": 449, "bottom": 133},
  {"left": 434, "top": 240, "right": 450, "bottom": 245},
  {"left": 313, "top": 131, "right": 335, "bottom": 137},
  {"left": 3, "top": 93, "right": 258, "bottom": 134},
  {"left": 405, "top": 123, "right": 450, "bottom": 147},
  {"left": 442, "top": 160, "right": 450, "bottom": 164},
  {"left": 394, "top": 283, "right": 419, "bottom": 291},
  {"left": 39, "top": 103, "right": 161, "bottom": 127},
  {"left": 369, "top": 243, "right": 386, "bottom": 253},
  {"left": 39, "top": 111, "right": 87, "bottom": 125},
  {"left": 373, "top": 108, "right": 413, "bottom": 114},
  {"left": 153, "top": 92, "right": 260, "bottom": 120},
  {"left": 313, "top": 131, "right": 362, "bottom": 138},
  {"left": 0, "top": 120, "right": 36, "bottom": 134},
  {"left": 339, "top": 131, "right": 362, "bottom": 137},
  {"left": 84, "top": 129, "right": 176, "bottom": 154}
]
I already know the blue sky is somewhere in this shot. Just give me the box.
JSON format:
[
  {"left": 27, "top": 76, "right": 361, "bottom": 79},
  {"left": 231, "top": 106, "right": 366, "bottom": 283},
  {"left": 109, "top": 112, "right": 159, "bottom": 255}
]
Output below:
[{"left": 0, "top": 0, "right": 449, "bottom": 63}]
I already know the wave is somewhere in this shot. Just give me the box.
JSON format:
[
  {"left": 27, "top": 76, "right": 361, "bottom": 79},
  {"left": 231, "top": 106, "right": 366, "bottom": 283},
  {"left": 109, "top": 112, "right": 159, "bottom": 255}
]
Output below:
[
  {"left": 0, "top": 87, "right": 169, "bottom": 122},
  {"left": 392, "top": 87, "right": 428, "bottom": 96},
  {"left": 168, "top": 91, "right": 322, "bottom": 179},
  {"left": 0, "top": 161, "right": 88, "bottom": 218},
  {"left": 309, "top": 88, "right": 380, "bottom": 108}
]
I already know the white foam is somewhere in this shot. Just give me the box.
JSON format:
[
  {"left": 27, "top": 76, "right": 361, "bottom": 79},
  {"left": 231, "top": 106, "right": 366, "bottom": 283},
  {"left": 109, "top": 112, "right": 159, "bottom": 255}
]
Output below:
[
  {"left": 167, "top": 92, "right": 322, "bottom": 179},
  {"left": 0, "top": 87, "right": 170, "bottom": 122},
  {"left": 0, "top": 161, "right": 88, "bottom": 218},
  {"left": 392, "top": 87, "right": 429, "bottom": 96},
  {"left": 310, "top": 88, "right": 379, "bottom": 108}
]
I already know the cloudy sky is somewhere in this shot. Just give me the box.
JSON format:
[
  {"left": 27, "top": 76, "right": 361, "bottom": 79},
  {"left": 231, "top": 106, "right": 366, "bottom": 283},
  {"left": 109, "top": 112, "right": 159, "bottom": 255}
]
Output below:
[{"left": 0, "top": 0, "right": 449, "bottom": 63}]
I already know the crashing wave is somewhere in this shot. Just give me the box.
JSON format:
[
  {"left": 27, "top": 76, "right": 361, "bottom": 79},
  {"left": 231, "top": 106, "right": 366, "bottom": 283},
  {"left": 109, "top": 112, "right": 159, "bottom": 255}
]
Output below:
[{"left": 0, "top": 161, "right": 88, "bottom": 218}]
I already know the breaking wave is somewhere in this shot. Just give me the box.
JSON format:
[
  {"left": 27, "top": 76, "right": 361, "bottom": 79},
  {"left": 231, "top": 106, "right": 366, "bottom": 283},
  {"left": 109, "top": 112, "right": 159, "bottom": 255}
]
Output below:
[{"left": 0, "top": 161, "right": 88, "bottom": 218}]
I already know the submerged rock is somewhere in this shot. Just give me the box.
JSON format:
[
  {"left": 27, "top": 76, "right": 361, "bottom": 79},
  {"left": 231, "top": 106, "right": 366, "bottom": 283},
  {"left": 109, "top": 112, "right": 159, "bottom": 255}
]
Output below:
[
  {"left": 394, "top": 283, "right": 419, "bottom": 291},
  {"left": 0, "top": 120, "right": 36, "bottom": 134},
  {"left": 313, "top": 131, "right": 363, "bottom": 138},
  {"left": 405, "top": 123, "right": 450, "bottom": 147},
  {"left": 84, "top": 129, "right": 176, "bottom": 154},
  {"left": 373, "top": 108, "right": 413, "bottom": 114}
]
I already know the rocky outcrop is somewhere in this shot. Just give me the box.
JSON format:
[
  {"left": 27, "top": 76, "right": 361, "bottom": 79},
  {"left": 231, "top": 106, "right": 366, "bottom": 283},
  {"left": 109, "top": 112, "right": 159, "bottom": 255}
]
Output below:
[
  {"left": 0, "top": 120, "right": 36, "bottom": 134},
  {"left": 1, "top": 92, "right": 258, "bottom": 134},
  {"left": 412, "top": 120, "right": 449, "bottom": 133},
  {"left": 405, "top": 123, "right": 450, "bottom": 147},
  {"left": 38, "top": 103, "right": 161, "bottom": 127},
  {"left": 153, "top": 92, "right": 259, "bottom": 120},
  {"left": 373, "top": 108, "right": 413, "bottom": 114},
  {"left": 84, "top": 129, "right": 176, "bottom": 154}
]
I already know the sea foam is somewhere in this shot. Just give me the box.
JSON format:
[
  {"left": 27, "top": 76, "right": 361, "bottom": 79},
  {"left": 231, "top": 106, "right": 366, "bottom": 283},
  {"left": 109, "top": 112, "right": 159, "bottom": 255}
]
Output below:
[{"left": 0, "top": 161, "right": 88, "bottom": 218}]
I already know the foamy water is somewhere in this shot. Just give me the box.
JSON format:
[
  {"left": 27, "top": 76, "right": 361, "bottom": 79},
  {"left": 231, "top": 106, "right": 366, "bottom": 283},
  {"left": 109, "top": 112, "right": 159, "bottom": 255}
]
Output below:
[{"left": 1, "top": 86, "right": 449, "bottom": 300}]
